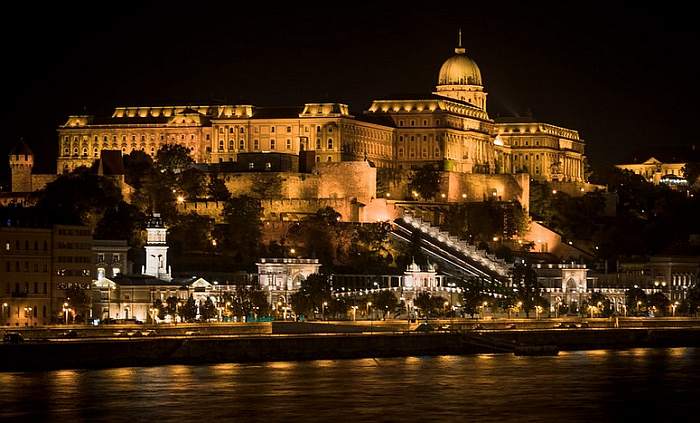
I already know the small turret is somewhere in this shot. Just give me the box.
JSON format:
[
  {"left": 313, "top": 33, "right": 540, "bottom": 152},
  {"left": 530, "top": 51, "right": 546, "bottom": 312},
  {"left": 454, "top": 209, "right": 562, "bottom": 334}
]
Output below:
[
  {"left": 9, "top": 139, "right": 33, "bottom": 192},
  {"left": 143, "top": 212, "right": 171, "bottom": 280}
]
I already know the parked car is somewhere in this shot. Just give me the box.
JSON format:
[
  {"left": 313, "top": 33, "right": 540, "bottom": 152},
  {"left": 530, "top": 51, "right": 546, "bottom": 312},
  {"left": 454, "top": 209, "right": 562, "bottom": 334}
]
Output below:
[
  {"left": 3, "top": 332, "right": 24, "bottom": 344},
  {"left": 141, "top": 330, "right": 157, "bottom": 337},
  {"left": 505, "top": 323, "right": 517, "bottom": 329},
  {"left": 414, "top": 323, "right": 435, "bottom": 332},
  {"left": 61, "top": 330, "right": 78, "bottom": 339},
  {"left": 184, "top": 330, "right": 201, "bottom": 336},
  {"left": 472, "top": 323, "right": 484, "bottom": 330},
  {"left": 577, "top": 321, "right": 590, "bottom": 328},
  {"left": 101, "top": 318, "right": 118, "bottom": 325}
]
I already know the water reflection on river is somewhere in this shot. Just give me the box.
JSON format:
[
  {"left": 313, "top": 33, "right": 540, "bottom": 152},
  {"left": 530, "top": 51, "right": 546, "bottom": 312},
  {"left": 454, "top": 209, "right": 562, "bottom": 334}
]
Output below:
[{"left": 2, "top": 348, "right": 699, "bottom": 422}]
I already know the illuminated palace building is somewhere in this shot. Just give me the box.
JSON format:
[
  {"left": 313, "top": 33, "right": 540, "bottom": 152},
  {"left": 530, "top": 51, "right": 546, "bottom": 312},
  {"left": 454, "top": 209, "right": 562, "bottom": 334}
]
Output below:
[{"left": 54, "top": 35, "right": 586, "bottom": 183}]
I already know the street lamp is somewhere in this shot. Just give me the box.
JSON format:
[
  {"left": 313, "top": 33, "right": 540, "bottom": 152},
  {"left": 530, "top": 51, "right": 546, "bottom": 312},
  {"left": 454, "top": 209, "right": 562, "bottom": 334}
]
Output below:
[
  {"left": 367, "top": 301, "right": 372, "bottom": 319},
  {"left": 672, "top": 301, "right": 679, "bottom": 317},
  {"left": 63, "top": 302, "right": 69, "bottom": 325},
  {"left": 1, "top": 303, "right": 8, "bottom": 325},
  {"left": 322, "top": 301, "right": 328, "bottom": 320},
  {"left": 351, "top": 305, "right": 358, "bottom": 321},
  {"left": 637, "top": 300, "right": 642, "bottom": 316}
]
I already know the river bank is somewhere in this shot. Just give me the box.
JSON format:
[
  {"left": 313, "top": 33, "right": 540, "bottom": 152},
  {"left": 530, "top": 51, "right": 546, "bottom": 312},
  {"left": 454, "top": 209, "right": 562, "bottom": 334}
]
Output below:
[{"left": 3, "top": 326, "right": 700, "bottom": 371}]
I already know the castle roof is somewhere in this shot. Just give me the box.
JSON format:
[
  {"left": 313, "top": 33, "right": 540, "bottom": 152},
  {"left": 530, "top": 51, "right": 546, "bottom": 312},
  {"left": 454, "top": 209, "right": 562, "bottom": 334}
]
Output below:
[{"left": 9, "top": 139, "right": 32, "bottom": 156}]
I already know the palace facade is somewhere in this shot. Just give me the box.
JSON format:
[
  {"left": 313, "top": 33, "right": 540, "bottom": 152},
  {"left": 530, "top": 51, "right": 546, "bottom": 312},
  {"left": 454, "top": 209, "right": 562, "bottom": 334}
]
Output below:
[{"left": 53, "top": 36, "right": 586, "bottom": 183}]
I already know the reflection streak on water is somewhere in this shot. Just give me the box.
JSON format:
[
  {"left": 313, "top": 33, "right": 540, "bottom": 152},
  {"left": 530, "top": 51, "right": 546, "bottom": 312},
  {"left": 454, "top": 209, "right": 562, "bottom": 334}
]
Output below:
[{"left": 0, "top": 348, "right": 698, "bottom": 422}]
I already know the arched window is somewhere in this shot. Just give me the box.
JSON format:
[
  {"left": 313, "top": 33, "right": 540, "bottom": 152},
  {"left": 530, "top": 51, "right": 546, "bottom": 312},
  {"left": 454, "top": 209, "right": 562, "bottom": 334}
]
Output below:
[
  {"left": 327, "top": 138, "right": 333, "bottom": 150},
  {"left": 228, "top": 140, "right": 234, "bottom": 151},
  {"left": 219, "top": 140, "right": 224, "bottom": 151},
  {"left": 239, "top": 140, "right": 245, "bottom": 150}
]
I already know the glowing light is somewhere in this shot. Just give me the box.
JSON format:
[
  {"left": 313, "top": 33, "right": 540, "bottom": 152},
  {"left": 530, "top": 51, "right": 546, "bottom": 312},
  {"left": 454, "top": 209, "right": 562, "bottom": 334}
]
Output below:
[{"left": 176, "top": 195, "right": 185, "bottom": 204}]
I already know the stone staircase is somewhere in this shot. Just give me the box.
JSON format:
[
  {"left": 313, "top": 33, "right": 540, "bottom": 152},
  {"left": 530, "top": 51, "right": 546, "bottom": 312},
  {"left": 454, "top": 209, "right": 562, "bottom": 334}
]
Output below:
[{"left": 396, "top": 214, "right": 512, "bottom": 279}]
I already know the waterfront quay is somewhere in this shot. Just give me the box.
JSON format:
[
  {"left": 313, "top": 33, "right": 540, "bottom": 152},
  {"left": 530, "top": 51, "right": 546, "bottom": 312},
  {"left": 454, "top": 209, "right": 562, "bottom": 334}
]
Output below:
[{"left": 3, "top": 318, "right": 700, "bottom": 371}]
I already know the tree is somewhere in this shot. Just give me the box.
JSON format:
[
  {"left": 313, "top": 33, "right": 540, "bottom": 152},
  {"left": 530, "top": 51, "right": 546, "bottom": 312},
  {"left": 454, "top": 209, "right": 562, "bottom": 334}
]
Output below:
[
  {"left": 180, "top": 168, "right": 207, "bottom": 199},
  {"left": 408, "top": 164, "right": 441, "bottom": 200},
  {"left": 625, "top": 287, "right": 647, "bottom": 316},
  {"left": 168, "top": 212, "right": 215, "bottom": 254},
  {"left": 289, "top": 273, "right": 332, "bottom": 319},
  {"left": 165, "top": 296, "right": 179, "bottom": 318},
  {"left": 199, "top": 297, "right": 217, "bottom": 321},
  {"left": 647, "top": 292, "right": 670, "bottom": 316},
  {"left": 64, "top": 286, "right": 92, "bottom": 323},
  {"left": 152, "top": 299, "right": 167, "bottom": 320},
  {"left": 290, "top": 291, "right": 314, "bottom": 318},
  {"left": 681, "top": 283, "right": 700, "bottom": 316},
  {"left": 682, "top": 161, "right": 700, "bottom": 189},
  {"left": 123, "top": 150, "right": 154, "bottom": 189},
  {"left": 208, "top": 174, "right": 231, "bottom": 201},
  {"left": 155, "top": 144, "right": 194, "bottom": 174},
  {"left": 414, "top": 292, "right": 438, "bottom": 318},
  {"left": 372, "top": 290, "right": 399, "bottom": 319},
  {"left": 459, "top": 277, "right": 492, "bottom": 318},
  {"left": 181, "top": 295, "right": 198, "bottom": 322},
  {"left": 36, "top": 168, "right": 123, "bottom": 227},
  {"left": 93, "top": 201, "right": 145, "bottom": 248},
  {"left": 288, "top": 207, "right": 340, "bottom": 268},
  {"left": 220, "top": 196, "right": 263, "bottom": 270},
  {"left": 326, "top": 297, "right": 350, "bottom": 319},
  {"left": 587, "top": 292, "right": 612, "bottom": 317},
  {"left": 512, "top": 264, "right": 542, "bottom": 318}
]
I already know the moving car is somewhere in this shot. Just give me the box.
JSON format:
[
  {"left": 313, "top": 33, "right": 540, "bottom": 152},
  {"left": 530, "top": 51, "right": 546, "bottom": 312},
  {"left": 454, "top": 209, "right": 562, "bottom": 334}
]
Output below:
[{"left": 3, "top": 332, "right": 24, "bottom": 343}]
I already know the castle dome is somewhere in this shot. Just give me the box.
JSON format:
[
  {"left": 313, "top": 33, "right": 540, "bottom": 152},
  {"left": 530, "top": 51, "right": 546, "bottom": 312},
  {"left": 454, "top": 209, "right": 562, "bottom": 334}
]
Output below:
[
  {"left": 437, "top": 50, "right": 482, "bottom": 86},
  {"left": 437, "top": 29, "right": 482, "bottom": 87}
]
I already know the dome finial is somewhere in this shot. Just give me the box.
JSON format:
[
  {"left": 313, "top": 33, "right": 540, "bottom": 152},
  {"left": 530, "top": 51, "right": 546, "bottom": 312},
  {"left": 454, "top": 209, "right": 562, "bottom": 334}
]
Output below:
[{"left": 455, "top": 28, "right": 466, "bottom": 54}]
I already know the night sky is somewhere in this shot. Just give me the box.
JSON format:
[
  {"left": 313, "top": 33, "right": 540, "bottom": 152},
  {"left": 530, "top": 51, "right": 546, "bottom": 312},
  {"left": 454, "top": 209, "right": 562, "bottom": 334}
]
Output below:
[{"left": 3, "top": 2, "right": 698, "bottom": 179}]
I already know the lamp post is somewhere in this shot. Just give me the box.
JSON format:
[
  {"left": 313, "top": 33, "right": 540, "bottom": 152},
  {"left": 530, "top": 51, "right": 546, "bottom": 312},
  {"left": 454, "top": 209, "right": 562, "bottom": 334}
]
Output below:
[
  {"left": 637, "top": 300, "right": 642, "bottom": 316},
  {"left": 351, "top": 305, "right": 358, "bottom": 321},
  {"left": 366, "top": 301, "right": 372, "bottom": 320},
  {"left": 672, "top": 301, "right": 679, "bottom": 317},
  {"left": 63, "top": 302, "right": 69, "bottom": 325},
  {"left": 322, "top": 301, "right": 328, "bottom": 320},
  {"left": 2, "top": 303, "right": 7, "bottom": 325}
]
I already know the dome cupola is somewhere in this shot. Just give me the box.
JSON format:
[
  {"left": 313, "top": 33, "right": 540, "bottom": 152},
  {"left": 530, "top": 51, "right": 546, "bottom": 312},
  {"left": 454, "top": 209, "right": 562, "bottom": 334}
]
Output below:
[{"left": 434, "top": 29, "right": 488, "bottom": 110}]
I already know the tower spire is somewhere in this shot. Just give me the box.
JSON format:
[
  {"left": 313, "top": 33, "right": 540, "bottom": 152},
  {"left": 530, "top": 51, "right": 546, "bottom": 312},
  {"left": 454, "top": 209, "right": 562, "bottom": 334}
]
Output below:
[{"left": 455, "top": 28, "right": 466, "bottom": 54}]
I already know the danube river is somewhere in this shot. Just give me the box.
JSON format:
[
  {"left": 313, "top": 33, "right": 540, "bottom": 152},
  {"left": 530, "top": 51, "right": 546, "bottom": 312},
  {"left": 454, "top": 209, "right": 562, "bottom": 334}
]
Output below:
[{"left": 2, "top": 348, "right": 699, "bottom": 421}]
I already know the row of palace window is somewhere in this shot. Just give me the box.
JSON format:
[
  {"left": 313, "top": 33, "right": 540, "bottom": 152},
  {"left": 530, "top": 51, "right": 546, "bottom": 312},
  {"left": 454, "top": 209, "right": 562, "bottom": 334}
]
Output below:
[
  {"left": 3, "top": 240, "right": 49, "bottom": 252},
  {"left": 64, "top": 134, "right": 197, "bottom": 145},
  {"left": 5, "top": 282, "right": 48, "bottom": 295},
  {"left": 4, "top": 261, "right": 49, "bottom": 273},
  {"left": 397, "top": 147, "right": 442, "bottom": 159},
  {"left": 217, "top": 139, "right": 334, "bottom": 152},
  {"left": 398, "top": 119, "right": 441, "bottom": 127},
  {"left": 218, "top": 125, "right": 333, "bottom": 134}
]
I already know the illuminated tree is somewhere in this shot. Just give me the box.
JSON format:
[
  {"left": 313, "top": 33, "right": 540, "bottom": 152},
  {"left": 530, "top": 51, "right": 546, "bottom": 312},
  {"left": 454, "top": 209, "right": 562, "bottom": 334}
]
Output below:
[
  {"left": 372, "top": 290, "right": 399, "bottom": 319},
  {"left": 64, "top": 286, "right": 92, "bottom": 323},
  {"left": 408, "top": 164, "right": 441, "bottom": 200},
  {"left": 181, "top": 295, "right": 198, "bottom": 322},
  {"left": 512, "top": 263, "right": 542, "bottom": 318},
  {"left": 199, "top": 297, "right": 217, "bottom": 321},
  {"left": 647, "top": 292, "right": 670, "bottom": 316},
  {"left": 625, "top": 287, "right": 647, "bottom": 316}
]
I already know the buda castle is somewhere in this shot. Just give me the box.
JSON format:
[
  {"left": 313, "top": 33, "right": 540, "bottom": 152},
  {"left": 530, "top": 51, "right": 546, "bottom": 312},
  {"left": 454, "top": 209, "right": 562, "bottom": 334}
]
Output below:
[
  {"left": 50, "top": 34, "right": 585, "bottom": 182},
  {"left": 10, "top": 34, "right": 587, "bottom": 219}
]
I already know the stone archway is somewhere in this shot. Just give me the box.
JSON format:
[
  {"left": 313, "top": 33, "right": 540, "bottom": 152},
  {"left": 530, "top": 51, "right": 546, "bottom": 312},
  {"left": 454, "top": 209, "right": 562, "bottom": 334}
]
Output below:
[{"left": 564, "top": 278, "right": 578, "bottom": 305}]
